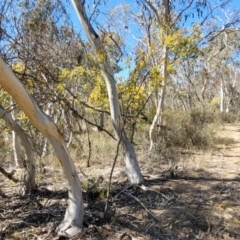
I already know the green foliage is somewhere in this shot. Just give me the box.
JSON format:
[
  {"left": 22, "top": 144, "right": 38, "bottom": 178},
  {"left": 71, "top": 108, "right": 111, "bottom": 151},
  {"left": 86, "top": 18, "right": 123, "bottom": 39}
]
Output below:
[
  {"left": 166, "top": 29, "right": 201, "bottom": 59},
  {"left": 59, "top": 65, "right": 100, "bottom": 97},
  {"left": 82, "top": 176, "right": 108, "bottom": 200},
  {"left": 0, "top": 90, "right": 11, "bottom": 107},
  {"left": 118, "top": 80, "right": 146, "bottom": 115},
  {"left": 156, "top": 108, "right": 219, "bottom": 150},
  {"left": 220, "top": 112, "right": 239, "bottom": 123},
  {"left": 12, "top": 62, "right": 34, "bottom": 91},
  {"left": 88, "top": 75, "right": 109, "bottom": 110}
]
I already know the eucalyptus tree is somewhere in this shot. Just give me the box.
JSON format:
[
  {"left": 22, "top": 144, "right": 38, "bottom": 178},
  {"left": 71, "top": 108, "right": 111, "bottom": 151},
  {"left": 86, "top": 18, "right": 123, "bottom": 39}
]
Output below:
[
  {"left": 225, "top": 62, "right": 240, "bottom": 112},
  {"left": 71, "top": 0, "right": 143, "bottom": 184},
  {"left": 177, "top": 25, "right": 240, "bottom": 113},
  {"left": 134, "top": 0, "right": 240, "bottom": 150},
  {"left": 0, "top": 0, "right": 90, "bottom": 158},
  {"left": 211, "top": 29, "right": 240, "bottom": 112},
  {"left": 132, "top": 0, "right": 201, "bottom": 150},
  {"left": 168, "top": 26, "right": 240, "bottom": 114},
  {"left": 142, "top": 0, "right": 170, "bottom": 151},
  {"left": 0, "top": 104, "right": 35, "bottom": 195},
  {"left": 0, "top": 56, "right": 83, "bottom": 237},
  {"left": 0, "top": 1, "right": 86, "bottom": 235}
]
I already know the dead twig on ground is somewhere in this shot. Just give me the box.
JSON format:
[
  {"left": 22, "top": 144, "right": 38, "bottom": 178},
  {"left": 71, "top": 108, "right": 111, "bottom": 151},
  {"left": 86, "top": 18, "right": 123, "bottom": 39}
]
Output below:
[
  {"left": 123, "top": 191, "right": 160, "bottom": 222},
  {"left": 140, "top": 185, "right": 171, "bottom": 201}
]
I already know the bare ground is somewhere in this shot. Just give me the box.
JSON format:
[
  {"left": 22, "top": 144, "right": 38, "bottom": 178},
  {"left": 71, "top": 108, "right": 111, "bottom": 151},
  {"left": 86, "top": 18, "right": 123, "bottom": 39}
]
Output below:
[{"left": 1, "top": 123, "right": 240, "bottom": 240}]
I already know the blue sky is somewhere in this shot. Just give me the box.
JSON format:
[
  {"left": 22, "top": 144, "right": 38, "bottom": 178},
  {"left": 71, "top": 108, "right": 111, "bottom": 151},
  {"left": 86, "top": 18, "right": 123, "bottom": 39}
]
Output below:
[
  {"left": 68, "top": 0, "right": 240, "bottom": 51},
  {"left": 231, "top": 0, "right": 240, "bottom": 10},
  {"left": 68, "top": 0, "right": 240, "bottom": 29},
  {"left": 67, "top": 0, "right": 240, "bottom": 80}
]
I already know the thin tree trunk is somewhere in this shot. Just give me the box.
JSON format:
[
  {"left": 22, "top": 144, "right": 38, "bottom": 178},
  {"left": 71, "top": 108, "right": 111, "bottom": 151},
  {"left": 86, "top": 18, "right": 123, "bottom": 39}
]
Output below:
[
  {"left": 12, "top": 131, "right": 24, "bottom": 167},
  {"left": 71, "top": 0, "right": 143, "bottom": 184},
  {"left": 149, "top": 79, "right": 167, "bottom": 150},
  {"left": 0, "top": 105, "right": 35, "bottom": 195},
  {"left": 220, "top": 77, "right": 224, "bottom": 112},
  {"left": 0, "top": 56, "right": 83, "bottom": 237},
  {"left": 147, "top": 0, "right": 170, "bottom": 151},
  {"left": 10, "top": 101, "right": 24, "bottom": 167},
  {"left": 99, "top": 110, "right": 104, "bottom": 129},
  {"left": 201, "top": 70, "right": 209, "bottom": 102},
  {"left": 40, "top": 102, "right": 53, "bottom": 158},
  {"left": 40, "top": 138, "right": 48, "bottom": 158},
  {"left": 225, "top": 97, "right": 230, "bottom": 113}
]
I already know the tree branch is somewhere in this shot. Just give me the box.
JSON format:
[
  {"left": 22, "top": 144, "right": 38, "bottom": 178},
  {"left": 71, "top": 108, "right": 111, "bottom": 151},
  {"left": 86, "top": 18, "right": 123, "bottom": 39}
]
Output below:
[{"left": 0, "top": 166, "right": 18, "bottom": 183}]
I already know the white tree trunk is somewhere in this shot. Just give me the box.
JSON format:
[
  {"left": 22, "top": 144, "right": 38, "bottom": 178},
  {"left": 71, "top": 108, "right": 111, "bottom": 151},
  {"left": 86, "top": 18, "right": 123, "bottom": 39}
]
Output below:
[
  {"left": 149, "top": 84, "right": 166, "bottom": 151},
  {"left": 147, "top": 0, "right": 170, "bottom": 151},
  {"left": 225, "top": 98, "right": 230, "bottom": 113},
  {"left": 71, "top": 0, "right": 143, "bottom": 184},
  {"left": 220, "top": 78, "right": 224, "bottom": 112},
  {"left": 40, "top": 138, "right": 48, "bottom": 158},
  {"left": 0, "top": 105, "right": 35, "bottom": 195},
  {"left": 10, "top": 101, "right": 24, "bottom": 167},
  {"left": 12, "top": 131, "right": 24, "bottom": 167},
  {"left": 40, "top": 102, "right": 53, "bottom": 157},
  {"left": 0, "top": 56, "right": 83, "bottom": 237}
]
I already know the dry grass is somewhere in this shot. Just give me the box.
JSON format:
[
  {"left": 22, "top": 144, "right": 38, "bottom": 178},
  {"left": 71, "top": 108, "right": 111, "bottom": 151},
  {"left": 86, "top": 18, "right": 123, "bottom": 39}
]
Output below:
[{"left": 1, "top": 123, "right": 240, "bottom": 239}]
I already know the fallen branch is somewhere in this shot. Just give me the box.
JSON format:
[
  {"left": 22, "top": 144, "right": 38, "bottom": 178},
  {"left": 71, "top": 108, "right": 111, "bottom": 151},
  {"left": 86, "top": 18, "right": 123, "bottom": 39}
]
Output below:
[
  {"left": 140, "top": 185, "right": 170, "bottom": 201},
  {"left": 123, "top": 191, "right": 160, "bottom": 222},
  {"left": 0, "top": 166, "right": 18, "bottom": 183}
]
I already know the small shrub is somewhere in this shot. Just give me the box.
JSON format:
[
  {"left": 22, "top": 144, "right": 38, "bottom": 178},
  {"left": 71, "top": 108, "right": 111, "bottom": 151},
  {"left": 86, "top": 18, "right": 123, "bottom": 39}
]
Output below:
[
  {"left": 156, "top": 108, "right": 219, "bottom": 150},
  {"left": 220, "top": 112, "right": 238, "bottom": 123}
]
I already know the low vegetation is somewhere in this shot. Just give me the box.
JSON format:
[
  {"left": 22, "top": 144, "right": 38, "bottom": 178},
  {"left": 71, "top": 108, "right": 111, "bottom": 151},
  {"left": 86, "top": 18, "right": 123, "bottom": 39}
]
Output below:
[{"left": 1, "top": 108, "right": 240, "bottom": 239}]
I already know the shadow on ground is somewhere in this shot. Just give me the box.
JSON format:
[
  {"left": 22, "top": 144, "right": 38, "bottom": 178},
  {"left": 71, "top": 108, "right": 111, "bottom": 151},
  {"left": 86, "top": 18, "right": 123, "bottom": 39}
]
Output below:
[{"left": 1, "top": 166, "right": 240, "bottom": 240}]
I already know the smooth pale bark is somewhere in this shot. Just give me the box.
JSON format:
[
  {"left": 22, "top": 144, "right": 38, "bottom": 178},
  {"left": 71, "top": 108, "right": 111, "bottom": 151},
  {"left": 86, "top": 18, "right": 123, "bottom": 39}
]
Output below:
[
  {"left": 12, "top": 131, "right": 24, "bottom": 167},
  {"left": 40, "top": 136, "right": 48, "bottom": 158},
  {"left": 225, "top": 98, "right": 230, "bottom": 113},
  {"left": 201, "top": 72, "right": 209, "bottom": 102},
  {"left": 10, "top": 101, "right": 24, "bottom": 166},
  {"left": 71, "top": 0, "right": 143, "bottom": 184},
  {"left": 147, "top": 0, "right": 170, "bottom": 151},
  {"left": 220, "top": 77, "right": 224, "bottom": 112},
  {"left": 40, "top": 102, "right": 53, "bottom": 158},
  {"left": 0, "top": 57, "right": 83, "bottom": 237},
  {"left": 0, "top": 105, "right": 35, "bottom": 195},
  {"left": 149, "top": 85, "right": 166, "bottom": 151},
  {"left": 225, "top": 67, "right": 238, "bottom": 113}
]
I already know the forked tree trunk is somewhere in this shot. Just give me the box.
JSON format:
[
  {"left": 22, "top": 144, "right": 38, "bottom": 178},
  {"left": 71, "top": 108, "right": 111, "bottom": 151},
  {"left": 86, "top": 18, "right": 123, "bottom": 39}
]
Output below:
[
  {"left": 149, "top": 84, "right": 166, "bottom": 150},
  {"left": 71, "top": 0, "right": 143, "bottom": 184},
  {"left": 0, "top": 105, "right": 35, "bottom": 195},
  {"left": 0, "top": 57, "right": 83, "bottom": 237},
  {"left": 146, "top": 0, "right": 170, "bottom": 151}
]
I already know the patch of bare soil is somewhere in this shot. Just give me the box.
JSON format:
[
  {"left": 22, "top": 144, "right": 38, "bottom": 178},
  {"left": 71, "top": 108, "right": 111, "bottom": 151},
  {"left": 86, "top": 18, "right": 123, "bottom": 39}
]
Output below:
[{"left": 1, "top": 123, "right": 240, "bottom": 240}]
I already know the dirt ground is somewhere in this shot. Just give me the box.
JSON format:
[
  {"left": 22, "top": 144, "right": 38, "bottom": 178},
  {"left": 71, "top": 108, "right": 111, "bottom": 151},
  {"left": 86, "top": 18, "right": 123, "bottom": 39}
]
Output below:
[{"left": 0, "top": 123, "right": 240, "bottom": 240}]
